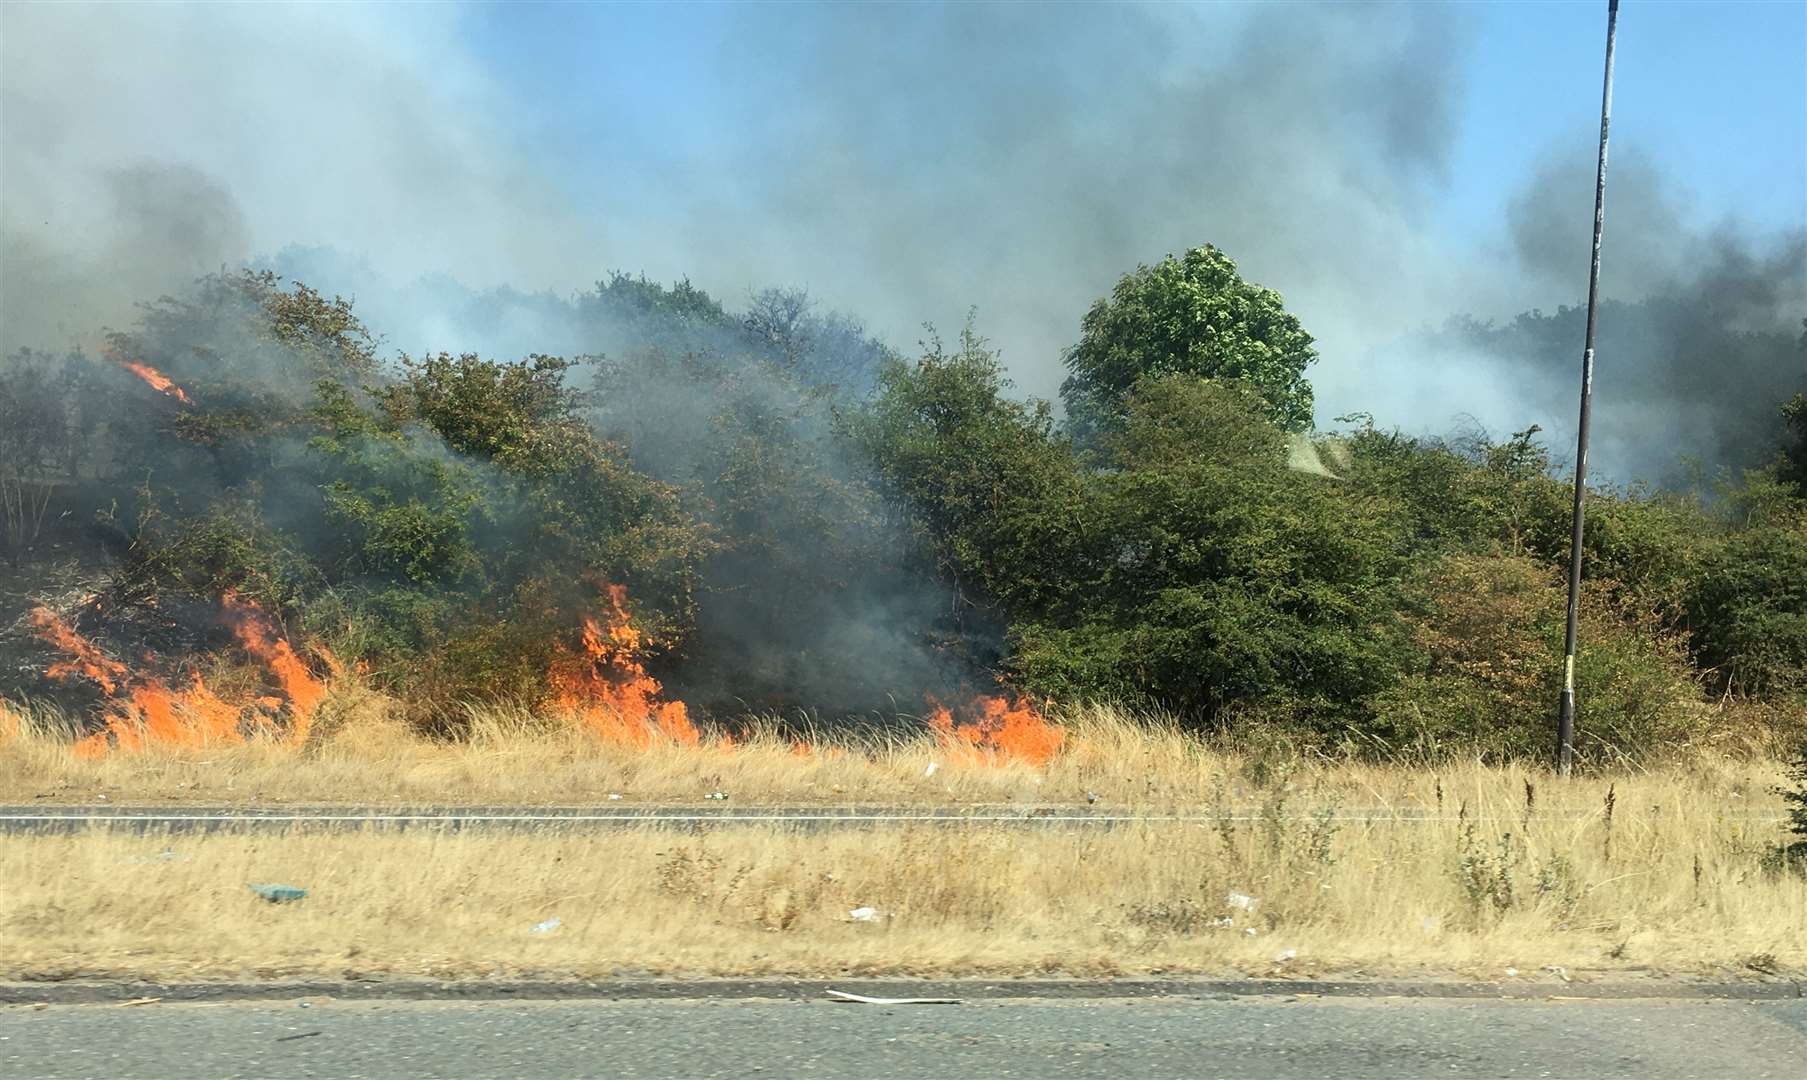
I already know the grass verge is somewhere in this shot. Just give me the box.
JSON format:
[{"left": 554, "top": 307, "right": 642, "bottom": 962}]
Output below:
[
  {"left": 3, "top": 790, "right": 1802, "bottom": 983},
  {"left": 1, "top": 700, "right": 1797, "bottom": 811}
]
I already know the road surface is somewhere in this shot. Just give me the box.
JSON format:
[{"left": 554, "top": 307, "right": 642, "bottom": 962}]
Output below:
[
  {"left": 4, "top": 996, "right": 1803, "bottom": 1079},
  {"left": 0, "top": 804, "right": 1786, "bottom": 834}
]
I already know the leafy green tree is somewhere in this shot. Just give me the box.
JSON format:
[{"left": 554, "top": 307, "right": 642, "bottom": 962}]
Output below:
[
  {"left": 852, "top": 323, "right": 1092, "bottom": 620},
  {"left": 1061, "top": 245, "right": 1318, "bottom": 438}
]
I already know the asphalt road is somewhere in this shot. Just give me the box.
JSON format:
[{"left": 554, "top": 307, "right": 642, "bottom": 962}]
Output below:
[
  {"left": 4, "top": 997, "right": 1804, "bottom": 1079},
  {"left": 0, "top": 804, "right": 1787, "bottom": 835}
]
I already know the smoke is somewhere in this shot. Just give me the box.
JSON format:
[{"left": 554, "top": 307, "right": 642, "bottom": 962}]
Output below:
[
  {"left": 3, "top": 2, "right": 1801, "bottom": 487},
  {"left": 680, "top": 2, "right": 1474, "bottom": 407},
  {"left": 0, "top": 2, "right": 598, "bottom": 354},
  {"left": 1417, "top": 149, "right": 1807, "bottom": 484},
  {"left": 0, "top": 164, "right": 250, "bottom": 353}
]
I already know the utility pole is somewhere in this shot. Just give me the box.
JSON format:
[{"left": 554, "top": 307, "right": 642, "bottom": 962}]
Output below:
[{"left": 1557, "top": 0, "right": 1620, "bottom": 777}]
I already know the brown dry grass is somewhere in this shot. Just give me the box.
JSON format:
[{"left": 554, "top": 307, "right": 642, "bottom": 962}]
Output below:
[
  {"left": 3, "top": 793, "right": 1801, "bottom": 982},
  {"left": 0, "top": 697, "right": 1797, "bottom": 811},
  {"left": 4, "top": 697, "right": 1801, "bottom": 981}
]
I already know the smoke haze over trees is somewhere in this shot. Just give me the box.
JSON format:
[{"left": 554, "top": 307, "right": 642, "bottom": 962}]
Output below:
[
  {"left": 4, "top": 3, "right": 1801, "bottom": 484},
  {"left": 1, "top": 3, "right": 1802, "bottom": 757}
]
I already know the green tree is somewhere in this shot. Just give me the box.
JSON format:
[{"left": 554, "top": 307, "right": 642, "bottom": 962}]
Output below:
[
  {"left": 851, "top": 323, "right": 1091, "bottom": 619},
  {"left": 1060, "top": 245, "right": 1318, "bottom": 438},
  {"left": 1012, "top": 376, "right": 1409, "bottom": 724},
  {"left": 1687, "top": 517, "right": 1807, "bottom": 698}
]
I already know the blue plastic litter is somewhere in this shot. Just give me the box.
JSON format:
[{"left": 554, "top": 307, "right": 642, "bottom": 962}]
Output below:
[{"left": 248, "top": 883, "right": 308, "bottom": 903}]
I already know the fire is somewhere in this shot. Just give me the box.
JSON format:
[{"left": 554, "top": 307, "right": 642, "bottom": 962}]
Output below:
[
  {"left": 28, "top": 598, "right": 330, "bottom": 755},
  {"left": 119, "top": 359, "right": 193, "bottom": 404},
  {"left": 928, "top": 692, "right": 1065, "bottom": 766},
  {"left": 221, "top": 593, "right": 329, "bottom": 745},
  {"left": 549, "top": 585, "right": 699, "bottom": 747},
  {"left": 30, "top": 606, "right": 128, "bottom": 694}
]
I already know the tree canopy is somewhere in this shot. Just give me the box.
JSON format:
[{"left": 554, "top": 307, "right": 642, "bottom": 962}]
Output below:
[{"left": 1060, "top": 245, "right": 1318, "bottom": 438}]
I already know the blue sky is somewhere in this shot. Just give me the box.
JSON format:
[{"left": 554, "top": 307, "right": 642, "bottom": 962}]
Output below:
[
  {"left": 455, "top": 1, "right": 1806, "bottom": 264},
  {"left": 1440, "top": 1, "right": 1805, "bottom": 235}
]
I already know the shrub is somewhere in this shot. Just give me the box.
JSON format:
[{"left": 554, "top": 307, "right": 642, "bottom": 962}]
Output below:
[
  {"left": 1687, "top": 515, "right": 1807, "bottom": 698},
  {"left": 1370, "top": 553, "right": 1702, "bottom": 763}
]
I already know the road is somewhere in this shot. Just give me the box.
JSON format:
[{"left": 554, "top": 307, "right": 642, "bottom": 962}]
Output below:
[
  {"left": 4, "top": 997, "right": 1804, "bottom": 1079},
  {"left": 0, "top": 804, "right": 1787, "bottom": 834}
]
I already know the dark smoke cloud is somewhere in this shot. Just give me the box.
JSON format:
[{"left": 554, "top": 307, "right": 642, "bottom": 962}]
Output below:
[{"left": 1422, "top": 148, "right": 1807, "bottom": 484}]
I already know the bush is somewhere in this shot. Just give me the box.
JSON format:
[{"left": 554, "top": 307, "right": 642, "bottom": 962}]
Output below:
[
  {"left": 1370, "top": 553, "right": 1703, "bottom": 763},
  {"left": 1687, "top": 515, "right": 1807, "bottom": 698}
]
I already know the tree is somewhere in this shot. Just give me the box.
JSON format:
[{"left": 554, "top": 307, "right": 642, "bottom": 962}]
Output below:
[
  {"left": 1060, "top": 245, "right": 1318, "bottom": 438},
  {"left": 1782, "top": 391, "right": 1806, "bottom": 498},
  {"left": 1011, "top": 375, "right": 1409, "bottom": 723},
  {"left": 851, "top": 322, "right": 1091, "bottom": 619}
]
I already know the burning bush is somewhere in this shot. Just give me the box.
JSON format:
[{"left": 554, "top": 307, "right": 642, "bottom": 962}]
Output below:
[{"left": 1, "top": 255, "right": 1800, "bottom": 764}]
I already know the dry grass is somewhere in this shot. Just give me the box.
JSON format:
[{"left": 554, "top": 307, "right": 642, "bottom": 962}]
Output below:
[
  {"left": 4, "top": 697, "right": 1801, "bottom": 981},
  {"left": 0, "top": 697, "right": 1797, "bottom": 812},
  {"left": 2, "top": 796, "right": 1801, "bottom": 982}
]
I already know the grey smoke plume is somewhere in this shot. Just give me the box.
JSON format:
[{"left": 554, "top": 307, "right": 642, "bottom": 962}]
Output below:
[
  {"left": 4, "top": 2, "right": 1801, "bottom": 486},
  {"left": 1419, "top": 149, "right": 1807, "bottom": 484}
]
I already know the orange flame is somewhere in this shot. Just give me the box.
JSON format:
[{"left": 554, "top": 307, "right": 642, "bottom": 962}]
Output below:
[
  {"left": 549, "top": 585, "right": 698, "bottom": 748},
  {"left": 30, "top": 607, "right": 245, "bottom": 756},
  {"left": 221, "top": 593, "right": 329, "bottom": 746},
  {"left": 30, "top": 606, "right": 128, "bottom": 694},
  {"left": 29, "top": 599, "right": 330, "bottom": 755},
  {"left": 928, "top": 693, "right": 1065, "bottom": 766},
  {"left": 120, "top": 360, "right": 193, "bottom": 404}
]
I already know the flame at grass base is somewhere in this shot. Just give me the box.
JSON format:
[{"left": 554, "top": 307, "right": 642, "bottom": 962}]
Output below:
[
  {"left": 549, "top": 585, "right": 700, "bottom": 748},
  {"left": 28, "top": 599, "right": 330, "bottom": 756},
  {"left": 928, "top": 693, "right": 1065, "bottom": 766},
  {"left": 222, "top": 592, "right": 331, "bottom": 747}
]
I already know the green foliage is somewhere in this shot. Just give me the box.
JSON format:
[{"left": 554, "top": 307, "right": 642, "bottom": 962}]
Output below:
[
  {"left": 4, "top": 246, "right": 1802, "bottom": 753},
  {"left": 1783, "top": 741, "right": 1807, "bottom": 856},
  {"left": 1009, "top": 376, "right": 1410, "bottom": 724},
  {"left": 1687, "top": 515, "right": 1807, "bottom": 698},
  {"left": 1370, "top": 554, "right": 1702, "bottom": 763},
  {"left": 853, "top": 323, "right": 1088, "bottom": 617},
  {"left": 862, "top": 353, "right": 1410, "bottom": 728},
  {"left": 7, "top": 272, "right": 707, "bottom": 711},
  {"left": 1061, "top": 246, "right": 1318, "bottom": 437},
  {"left": 1780, "top": 391, "right": 1807, "bottom": 497}
]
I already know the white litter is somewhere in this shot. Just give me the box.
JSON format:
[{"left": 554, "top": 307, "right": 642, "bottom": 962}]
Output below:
[
  {"left": 1274, "top": 948, "right": 1297, "bottom": 963},
  {"left": 1504, "top": 967, "right": 1520, "bottom": 977},
  {"left": 607, "top": 793, "right": 623, "bottom": 801},
  {"left": 529, "top": 918, "right": 562, "bottom": 935},
  {"left": 924, "top": 762, "right": 939, "bottom": 778},
  {"left": 1226, "top": 890, "right": 1259, "bottom": 911},
  {"left": 1244, "top": 927, "right": 1259, "bottom": 937},
  {"left": 826, "top": 990, "right": 958, "bottom": 1005},
  {"left": 848, "top": 907, "right": 881, "bottom": 923}
]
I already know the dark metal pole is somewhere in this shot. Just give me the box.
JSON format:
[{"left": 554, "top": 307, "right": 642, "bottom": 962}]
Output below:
[{"left": 1557, "top": 0, "right": 1620, "bottom": 777}]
